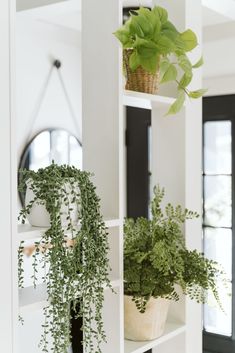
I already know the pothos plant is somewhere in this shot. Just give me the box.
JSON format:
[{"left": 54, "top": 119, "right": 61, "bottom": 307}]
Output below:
[
  {"left": 124, "top": 186, "right": 227, "bottom": 313},
  {"left": 114, "top": 6, "right": 206, "bottom": 115},
  {"left": 18, "top": 163, "right": 111, "bottom": 353}
]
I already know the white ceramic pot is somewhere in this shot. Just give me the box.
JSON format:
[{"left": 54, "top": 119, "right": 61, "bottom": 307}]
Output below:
[
  {"left": 124, "top": 295, "right": 170, "bottom": 341},
  {"left": 25, "top": 181, "right": 79, "bottom": 228}
]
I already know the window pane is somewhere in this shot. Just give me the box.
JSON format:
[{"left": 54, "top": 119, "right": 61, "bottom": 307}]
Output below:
[
  {"left": 204, "top": 121, "right": 231, "bottom": 175},
  {"left": 204, "top": 227, "right": 232, "bottom": 280},
  {"left": 204, "top": 282, "right": 232, "bottom": 337},
  {"left": 204, "top": 175, "right": 232, "bottom": 228}
]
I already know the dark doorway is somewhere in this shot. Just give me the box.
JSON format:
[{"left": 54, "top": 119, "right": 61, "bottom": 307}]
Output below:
[
  {"left": 126, "top": 105, "right": 152, "bottom": 353},
  {"left": 126, "top": 106, "right": 151, "bottom": 220}
]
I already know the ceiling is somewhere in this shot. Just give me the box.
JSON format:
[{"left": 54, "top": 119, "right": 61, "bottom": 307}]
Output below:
[
  {"left": 203, "top": 6, "right": 231, "bottom": 27},
  {"left": 17, "top": 0, "right": 234, "bottom": 29},
  {"left": 16, "top": 0, "right": 81, "bottom": 31},
  {"left": 16, "top": 0, "right": 68, "bottom": 12}
]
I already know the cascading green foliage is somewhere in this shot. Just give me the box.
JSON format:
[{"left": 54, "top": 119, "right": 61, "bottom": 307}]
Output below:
[
  {"left": 114, "top": 6, "right": 206, "bottom": 115},
  {"left": 18, "top": 163, "right": 111, "bottom": 353},
  {"left": 124, "top": 186, "right": 226, "bottom": 313}
]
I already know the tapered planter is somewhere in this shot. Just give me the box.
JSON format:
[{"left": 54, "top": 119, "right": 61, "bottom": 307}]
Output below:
[
  {"left": 25, "top": 181, "right": 79, "bottom": 227},
  {"left": 124, "top": 295, "right": 170, "bottom": 341}
]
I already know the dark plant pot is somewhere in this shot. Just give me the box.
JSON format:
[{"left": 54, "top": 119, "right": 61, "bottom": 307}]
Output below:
[{"left": 123, "top": 49, "right": 160, "bottom": 94}]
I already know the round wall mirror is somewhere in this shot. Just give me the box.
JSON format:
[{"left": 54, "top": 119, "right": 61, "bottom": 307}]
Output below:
[{"left": 19, "top": 129, "right": 82, "bottom": 204}]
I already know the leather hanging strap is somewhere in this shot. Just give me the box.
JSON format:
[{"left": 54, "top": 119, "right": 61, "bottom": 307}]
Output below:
[{"left": 24, "top": 59, "right": 81, "bottom": 144}]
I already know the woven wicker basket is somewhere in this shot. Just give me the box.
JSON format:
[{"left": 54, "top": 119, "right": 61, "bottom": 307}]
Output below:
[{"left": 123, "top": 49, "right": 160, "bottom": 94}]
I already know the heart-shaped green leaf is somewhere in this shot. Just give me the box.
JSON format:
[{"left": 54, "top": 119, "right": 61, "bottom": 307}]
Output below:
[
  {"left": 134, "top": 37, "right": 158, "bottom": 58},
  {"left": 155, "top": 35, "right": 175, "bottom": 54},
  {"left": 180, "top": 29, "right": 198, "bottom": 51},
  {"left": 178, "top": 55, "right": 192, "bottom": 74},
  {"left": 166, "top": 90, "right": 185, "bottom": 116},
  {"left": 188, "top": 89, "right": 207, "bottom": 98},
  {"left": 129, "top": 50, "right": 140, "bottom": 71},
  {"left": 192, "top": 56, "right": 204, "bottom": 68},
  {"left": 161, "top": 64, "right": 177, "bottom": 84},
  {"left": 179, "top": 72, "right": 193, "bottom": 88},
  {"left": 139, "top": 54, "right": 160, "bottom": 74},
  {"left": 153, "top": 6, "right": 168, "bottom": 24}
]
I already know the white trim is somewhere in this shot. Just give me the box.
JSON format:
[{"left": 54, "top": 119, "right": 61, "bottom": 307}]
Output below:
[{"left": 204, "top": 74, "right": 235, "bottom": 96}]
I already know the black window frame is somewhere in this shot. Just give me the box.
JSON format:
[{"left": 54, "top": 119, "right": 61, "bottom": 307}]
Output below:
[
  {"left": 203, "top": 95, "right": 235, "bottom": 353},
  {"left": 126, "top": 106, "right": 151, "bottom": 220}
]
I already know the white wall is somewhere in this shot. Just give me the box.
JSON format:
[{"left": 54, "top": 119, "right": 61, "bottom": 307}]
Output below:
[
  {"left": 203, "top": 22, "right": 235, "bottom": 95},
  {"left": 16, "top": 11, "right": 82, "bottom": 163},
  {"left": 16, "top": 7, "right": 81, "bottom": 352}
]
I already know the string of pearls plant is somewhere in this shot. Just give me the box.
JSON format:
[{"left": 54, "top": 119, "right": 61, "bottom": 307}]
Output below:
[{"left": 18, "top": 163, "right": 112, "bottom": 353}]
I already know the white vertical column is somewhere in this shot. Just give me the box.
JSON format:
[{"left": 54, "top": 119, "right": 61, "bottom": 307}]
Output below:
[
  {"left": 82, "top": 0, "right": 122, "bottom": 220},
  {"left": 82, "top": 1, "right": 123, "bottom": 353},
  {"left": 151, "top": 1, "right": 202, "bottom": 353},
  {"left": 0, "top": 1, "right": 18, "bottom": 353}
]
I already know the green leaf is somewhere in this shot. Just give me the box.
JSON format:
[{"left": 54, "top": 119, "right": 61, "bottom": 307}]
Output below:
[
  {"left": 161, "top": 21, "right": 180, "bottom": 44},
  {"left": 134, "top": 37, "right": 158, "bottom": 58},
  {"left": 192, "top": 56, "right": 204, "bottom": 68},
  {"left": 162, "top": 21, "right": 179, "bottom": 34},
  {"left": 131, "top": 11, "right": 154, "bottom": 37},
  {"left": 160, "top": 57, "right": 170, "bottom": 72},
  {"left": 114, "top": 28, "right": 131, "bottom": 47},
  {"left": 155, "top": 35, "right": 175, "bottom": 54},
  {"left": 188, "top": 89, "right": 207, "bottom": 99},
  {"left": 129, "top": 50, "right": 140, "bottom": 71},
  {"left": 153, "top": 6, "right": 168, "bottom": 24},
  {"left": 130, "top": 15, "right": 145, "bottom": 38},
  {"left": 161, "top": 64, "right": 177, "bottom": 84},
  {"left": 178, "top": 55, "right": 192, "bottom": 74},
  {"left": 152, "top": 12, "right": 161, "bottom": 41},
  {"left": 136, "top": 7, "right": 156, "bottom": 29},
  {"left": 179, "top": 72, "right": 193, "bottom": 88},
  {"left": 180, "top": 29, "right": 198, "bottom": 51},
  {"left": 166, "top": 90, "right": 185, "bottom": 115},
  {"left": 139, "top": 54, "right": 160, "bottom": 74}
]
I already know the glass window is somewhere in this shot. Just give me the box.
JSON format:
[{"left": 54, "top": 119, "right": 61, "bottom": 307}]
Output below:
[{"left": 203, "top": 120, "right": 232, "bottom": 337}]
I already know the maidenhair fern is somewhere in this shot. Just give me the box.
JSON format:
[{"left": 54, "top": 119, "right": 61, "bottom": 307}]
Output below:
[{"left": 124, "top": 185, "right": 227, "bottom": 313}]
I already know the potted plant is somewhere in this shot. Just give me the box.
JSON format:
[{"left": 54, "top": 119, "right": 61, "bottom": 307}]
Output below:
[
  {"left": 18, "top": 163, "right": 112, "bottom": 353},
  {"left": 114, "top": 6, "right": 206, "bottom": 115},
  {"left": 124, "top": 186, "right": 226, "bottom": 341}
]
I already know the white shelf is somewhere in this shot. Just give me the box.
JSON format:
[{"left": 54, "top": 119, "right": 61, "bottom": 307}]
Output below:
[
  {"left": 123, "top": 90, "right": 175, "bottom": 110},
  {"left": 124, "top": 322, "right": 186, "bottom": 353},
  {"left": 19, "top": 279, "right": 121, "bottom": 314},
  {"left": 19, "top": 283, "right": 47, "bottom": 314},
  {"left": 17, "top": 224, "right": 48, "bottom": 242},
  {"left": 18, "top": 218, "right": 121, "bottom": 242}
]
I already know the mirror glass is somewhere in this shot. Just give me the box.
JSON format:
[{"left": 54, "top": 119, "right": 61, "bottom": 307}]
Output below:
[
  {"left": 19, "top": 129, "right": 82, "bottom": 203},
  {"left": 20, "top": 129, "right": 82, "bottom": 171}
]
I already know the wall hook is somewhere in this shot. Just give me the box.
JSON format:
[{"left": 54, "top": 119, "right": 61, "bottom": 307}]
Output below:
[{"left": 53, "top": 59, "right": 62, "bottom": 69}]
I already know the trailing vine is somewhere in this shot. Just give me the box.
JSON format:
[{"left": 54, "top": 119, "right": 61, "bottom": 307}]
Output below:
[
  {"left": 124, "top": 185, "right": 228, "bottom": 313},
  {"left": 18, "top": 163, "right": 111, "bottom": 353}
]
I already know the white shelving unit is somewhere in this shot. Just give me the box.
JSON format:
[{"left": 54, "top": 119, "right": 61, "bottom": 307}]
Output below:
[
  {"left": 124, "top": 322, "right": 186, "bottom": 353},
  {"left": 18, "top": 219, "right": 121, "bottom": 242},
  {"left": 0, "top": 0, "right": 202, "bottom": 352},
  {"left": 19, "top": 279, "right": 121, "bottom": 314},
  {"left": 18, "top": 219, "right": 122, "bottom": 316},
  {"left": 123, "top": 90, "right": 175, "bottom": 110},
  {"left": 123, "top": 1, "right": 202, "bottom": 352}
]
